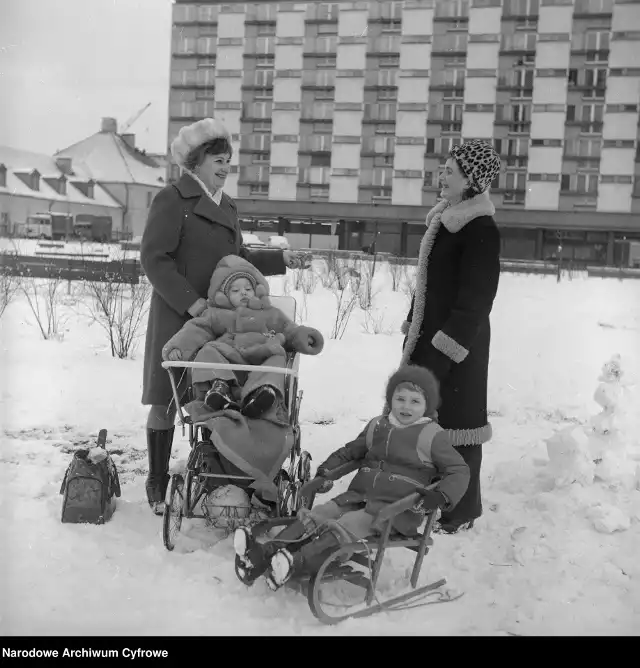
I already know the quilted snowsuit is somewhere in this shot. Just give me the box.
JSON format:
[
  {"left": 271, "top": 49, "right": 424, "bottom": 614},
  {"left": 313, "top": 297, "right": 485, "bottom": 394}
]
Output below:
[
  {"left": 162, "top": 255, "right": 324, "bottom": 401},
  {"left": 313, "top": 415, "right": 470, "bottom": 537}
]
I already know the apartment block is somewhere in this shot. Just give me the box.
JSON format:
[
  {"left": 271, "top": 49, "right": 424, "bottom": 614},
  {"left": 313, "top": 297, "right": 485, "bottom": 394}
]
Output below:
[{"left": 167, "top": 0, "right": 640, "bottom": 264}]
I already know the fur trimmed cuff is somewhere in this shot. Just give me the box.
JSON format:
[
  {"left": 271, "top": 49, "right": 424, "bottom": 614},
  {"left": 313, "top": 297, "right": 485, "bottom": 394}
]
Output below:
[
  {"left": 444, "top": 423, "right": 493, "bottom": 447},
  {"left": 431, "top": 330, "right": 469, "bottom": 363},
  {"left": 400, "top": 320, "right": 410, "bottom": 335}
]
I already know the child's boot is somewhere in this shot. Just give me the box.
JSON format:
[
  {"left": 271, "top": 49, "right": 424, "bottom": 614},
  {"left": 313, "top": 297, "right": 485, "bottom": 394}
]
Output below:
[
  {"left": 233, "top": 527, "right": 270, "bottom": 585},
  {"left": 242, "top": 385, "right": 277, "bottom": 418},
  {"left": 205, "top": 379, "right": 238, "bottom": 412}
]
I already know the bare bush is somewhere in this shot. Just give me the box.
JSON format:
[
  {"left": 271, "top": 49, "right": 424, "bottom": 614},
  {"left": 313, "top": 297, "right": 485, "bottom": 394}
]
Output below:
[
  {"left": 292, "top": 267, "right": 318, "bottom": 295},
  {"left": 20, "top": 274, "right": 67, "bottom": 340},
  {"left": 0, "top": 268, "right": 20, "bottom": 319},
  {"left": 321, "top": 252, "right": 361, "bottom": 291},
  {"left": 387, "top": 255, "right": 406, "bottom": 292},
  {"left": 295, "top": 288, "right": 309, "bottom": 324},
  {"left": 83, "top": 273, "right": 151, "bottom": 359},
  {"left": 329, "top": 267, "right": 360, "bottom": 339},
  {"left": 356, "top": 259, "right": 379, "bottom": 311},
  {"left": 401, "top": 266, "right": 417, "bottom": 308},
  {"left": 362, "top": 309, "right": 393, "bottom": 336}
]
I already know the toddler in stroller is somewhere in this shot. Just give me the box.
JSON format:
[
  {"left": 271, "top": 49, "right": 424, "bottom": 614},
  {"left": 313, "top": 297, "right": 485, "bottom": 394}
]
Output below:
[{"left": 162, "top": 254, "right": 324, "bottom": 419}]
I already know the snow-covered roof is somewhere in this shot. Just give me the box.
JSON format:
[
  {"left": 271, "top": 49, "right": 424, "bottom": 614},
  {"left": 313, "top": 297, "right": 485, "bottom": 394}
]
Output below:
[
  {"left": 55, "top": 129, "right": 166, "bottom": 188},
  {"left": 0, "top": 145, "right": 122, "bottom": 209}
]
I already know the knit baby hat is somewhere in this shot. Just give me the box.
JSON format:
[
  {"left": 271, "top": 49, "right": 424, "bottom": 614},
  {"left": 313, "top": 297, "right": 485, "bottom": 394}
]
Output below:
[
  {"left": 220, "top": 271, "right": 258, "bottom": 299},
  {"left": 385, "top": 365, "right": 440, "bottom": 418},
  {"left": 450, "top": 139, "right": 501, "bottom": 195}
]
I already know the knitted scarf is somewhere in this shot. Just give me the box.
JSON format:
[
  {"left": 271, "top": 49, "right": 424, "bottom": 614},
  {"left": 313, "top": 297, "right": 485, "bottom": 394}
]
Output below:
[{"left": 401, "top": 190, "right": 496, "bottom": 367}]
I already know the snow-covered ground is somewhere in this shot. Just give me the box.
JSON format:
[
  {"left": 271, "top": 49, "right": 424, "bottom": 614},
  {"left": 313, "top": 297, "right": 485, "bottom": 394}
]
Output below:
[{"left": 1, "top": 264, "right": 640, "bottom": 636}]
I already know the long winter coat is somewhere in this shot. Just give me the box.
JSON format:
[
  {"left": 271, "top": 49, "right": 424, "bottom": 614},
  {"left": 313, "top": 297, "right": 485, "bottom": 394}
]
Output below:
[
  {"left": 141, "top": 173, "right": 286, "bottom": 406},
  {"left": 402, "top": 192, "right": 501, "bottom": 446},
  {"left": 319, "top": 416, "right": 470, "bottom": 535}
]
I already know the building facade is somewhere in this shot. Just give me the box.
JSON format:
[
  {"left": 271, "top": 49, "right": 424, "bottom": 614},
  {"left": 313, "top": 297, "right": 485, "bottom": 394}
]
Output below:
[
  {"left": 167, "top": 0, "right": 640, "bottom": 264},
  {"left": 0, "top": 146, "right": 124, "bottom": 237},
  {"left": 56, "top": 118, "right": 167, "bottom": 239}
]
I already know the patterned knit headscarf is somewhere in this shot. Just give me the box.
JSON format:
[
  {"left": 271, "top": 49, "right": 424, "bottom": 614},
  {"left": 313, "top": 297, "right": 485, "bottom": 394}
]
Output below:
[{"left": 450, "top": 140, "right": 501, "bottom": 195}]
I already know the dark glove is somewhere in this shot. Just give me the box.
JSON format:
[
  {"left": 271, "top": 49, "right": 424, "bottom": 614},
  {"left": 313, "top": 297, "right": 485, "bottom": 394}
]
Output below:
[
  {"left": 417, "top": 489, "right": 447, "bottom": 511},
  {"left": 314, "top": 467, "right": 333, "bottom": 494}
]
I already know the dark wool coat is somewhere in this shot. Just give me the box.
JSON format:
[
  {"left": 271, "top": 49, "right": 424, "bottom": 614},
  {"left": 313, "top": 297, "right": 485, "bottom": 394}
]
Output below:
[
  {"left": 141, "top": 173, "right": 286, "bottom": 406},
  {"left": 319, "top": 416, "right": 470, "bottom": 535},
  {"left": 403, "top": 193, "right": 501, "bottom": 445}
]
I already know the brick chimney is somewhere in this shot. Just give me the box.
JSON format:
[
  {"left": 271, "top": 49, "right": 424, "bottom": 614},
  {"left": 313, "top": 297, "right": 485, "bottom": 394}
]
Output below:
[
  {"left": 121, "top": 133, "right": 135, "bottom": 149},
  {"left": 101, "top": 117, "right": 118, "bottom": 133},
  {"left": 55, "top": 156, "right": 73, "bottom": 175}
]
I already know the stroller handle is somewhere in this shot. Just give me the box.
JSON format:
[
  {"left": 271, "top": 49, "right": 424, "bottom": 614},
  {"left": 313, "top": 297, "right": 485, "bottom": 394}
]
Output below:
[{"left": 162, "top": 361, "right": 298, "bottom": 376}]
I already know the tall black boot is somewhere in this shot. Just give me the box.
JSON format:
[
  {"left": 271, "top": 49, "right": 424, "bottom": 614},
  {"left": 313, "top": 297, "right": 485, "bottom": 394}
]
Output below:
[{"left": 146, "top": 427, "right": 175, "bottom": 516}]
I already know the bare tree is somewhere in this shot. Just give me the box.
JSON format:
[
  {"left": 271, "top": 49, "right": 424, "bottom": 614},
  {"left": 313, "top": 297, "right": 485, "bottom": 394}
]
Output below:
[{"left": 83, "top": 270, "right": 151, "bottom": 359}]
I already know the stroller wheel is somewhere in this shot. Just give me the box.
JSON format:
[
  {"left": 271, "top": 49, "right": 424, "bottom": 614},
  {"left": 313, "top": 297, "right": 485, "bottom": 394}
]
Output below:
[{"left": 162, "top": 474, "right": 184, "bottom": 552}]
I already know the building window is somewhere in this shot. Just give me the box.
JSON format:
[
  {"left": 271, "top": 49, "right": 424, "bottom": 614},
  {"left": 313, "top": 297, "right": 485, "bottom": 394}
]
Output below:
[
  {"left": 173, "top": 5, "right": 197, "bottom": 23},
  {"left": 302, "top": 102, "right": 334, "bottom": 120},
  {"left": 254, "top": 87, "right": 273, "bottom": 100},
  {"left": 314, "top": 88, "right": 334, "bottom": 100},
  {"left": 318, "top": 22, "right": 338, "bottom": 35},
  {"left": 254, "top": 121, "right": 271, "bottom": 132},
  {"left": 246, "top": 101, "right": 272, "bottom": 119},
  {"left": 198, "top": 4, "right": 217, "bottom": 23},
  {"left": 196, "top": 69, "right": 216, "bottom": 87},
  {"left": 257, "top": 23, "right": 276, "bottom": 36},
  {"left": 574, "top": 0, "right": 614, "bottom": 14},
  {"left": 433, "top": 33, "right": 468, "bottom": 52},
  {"left": 316, "top": 3, "right": 339, "bottom": 20},
  {"left": 250, "top": 184, "right": 269, "bottom": 196},
  {"left": 175, "top": 37, "right": 196, "bottom": 55},
  {"left": 581, "top": 103, "right": 603, "bottom": 123},
  {"left": 376, "top": 69, "right": 398, "bottom": 87},
  {"left": 310, "top": 186, "right": 330, "bottom": 199},
  {"left": 364, "top": 135, "right": 395, "bottom": 153},
  {"left": 255, "top": 37, "right": 275, "bottom": 55},
  {"left": 240, "top": 165, "right": 269, "bottom": 183},
  {"left": 583, "top": 67, "right": 607, "bottom": 89},
  {"left": 504, "top": 0, "right": 539, "bottom": 16},
  {"left": 585, "top": 29, "right": 609, "bottom": 52},
  {"left": 300, "top": 167, "right": 330, "bottom": 184},
  {"left": 301, "top": 135, "right": 332, "bottom": 152},
  {"left": 505, "top": 172, "right": 526, "bottom": 191},
  {"left": 502, "top": 32, "right": 537, "bottom": 51},
  {"left": 378, "top": 55, "right": 399, "bottom": 68},
  {"left": 315, "top": 36, "right": 338, "bottom": 53},
  {"left": 316, "top": 56, "right": 337, "bottom": 68},
  {"left": 435, "top": 0, "right": 469, "bottom": 19},
  {"left": 378, "top": 88, "right": 397, "bottom": 101},
  {"left": 172, "top": 69, "right": 197, "bottom": 87},
  {"left": 372, "top": 167, "right": 393, "bottom": 188},
  {"left": 254, "top": 69, "right": 274, "bottom": 87},
  {"left": 255, "top": 55, "right": 274, "bottom": 68},
  {"left": 495, "top": 138, "right": 528, "bottom": 156},
  {"left": 197, "top": 37, "right": 216, "bottom": 55}
]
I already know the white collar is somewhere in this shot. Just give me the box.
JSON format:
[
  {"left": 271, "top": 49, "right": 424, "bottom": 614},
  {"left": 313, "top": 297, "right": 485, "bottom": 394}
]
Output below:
[
  {"left": 185, "top": 170, "right": 223, "bottom": 206},
  {"left": 387, "top": 414, "right": 433, "bottom": 429}
]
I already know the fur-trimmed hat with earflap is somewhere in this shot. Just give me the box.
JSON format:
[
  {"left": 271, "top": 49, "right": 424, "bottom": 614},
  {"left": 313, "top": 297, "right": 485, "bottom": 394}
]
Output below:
[
  {"left": 385, "top": 365, "right": 440, "bottom": 418},
  {"left": 170, "top": 118, "right": 232, "bottom": 168},
  {"left": 207, "top": 255, "right": 272, "bottom": 310}
]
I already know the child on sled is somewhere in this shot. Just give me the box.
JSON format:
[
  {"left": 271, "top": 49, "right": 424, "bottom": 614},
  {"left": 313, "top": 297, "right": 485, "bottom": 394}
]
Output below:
[
  {"left": 162, "top": 254, "right": 324, "bottom": 419},
  {"left": 233, "top": 365, "right": 471, "bottom": 590}
]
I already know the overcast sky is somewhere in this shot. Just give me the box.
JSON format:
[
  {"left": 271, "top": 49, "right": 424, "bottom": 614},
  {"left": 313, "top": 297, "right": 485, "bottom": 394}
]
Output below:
[{"left": 0, "top": 0, "right": 173, "bottom": 155}]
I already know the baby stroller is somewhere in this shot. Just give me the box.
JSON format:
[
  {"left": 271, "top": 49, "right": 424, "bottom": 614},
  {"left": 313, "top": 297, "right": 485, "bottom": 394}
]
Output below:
[{"left": 161, "top": 295, "right": 313, "bottom": 551}]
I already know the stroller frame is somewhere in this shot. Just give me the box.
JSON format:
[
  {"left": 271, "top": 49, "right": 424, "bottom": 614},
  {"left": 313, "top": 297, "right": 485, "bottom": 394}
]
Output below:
[{"left": 160, "top": 296, "right": 314, "bottom": 551}]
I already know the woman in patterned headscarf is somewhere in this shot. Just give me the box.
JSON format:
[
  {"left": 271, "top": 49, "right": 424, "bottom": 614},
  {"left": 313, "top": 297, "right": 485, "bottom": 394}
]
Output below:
[{"left": 400, "top": 139, "right": 502, "bottom": 534}]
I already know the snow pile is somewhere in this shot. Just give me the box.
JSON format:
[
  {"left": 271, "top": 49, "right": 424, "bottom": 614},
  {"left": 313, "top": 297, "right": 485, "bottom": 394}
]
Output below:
[{"left": 545, "top": 354, "right": 640, "bottom": 534}]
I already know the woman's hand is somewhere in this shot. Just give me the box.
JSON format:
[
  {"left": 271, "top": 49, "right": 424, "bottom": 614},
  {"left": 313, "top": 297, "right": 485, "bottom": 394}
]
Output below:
[
  {"left": 166, "top": 349, "right": 183, "bottom": 361},
  {"left": 283, "top": 250, "right": 312, "bottom": 270}
]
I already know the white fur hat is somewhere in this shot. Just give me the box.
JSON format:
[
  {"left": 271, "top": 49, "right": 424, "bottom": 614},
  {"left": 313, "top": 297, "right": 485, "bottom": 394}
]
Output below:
[{"left": 170, "top": 118, "right": 232, "bottom": 167}]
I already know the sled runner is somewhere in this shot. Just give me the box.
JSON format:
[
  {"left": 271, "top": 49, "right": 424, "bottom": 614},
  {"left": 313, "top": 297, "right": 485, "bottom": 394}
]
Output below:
[
  {"left": 238, "top": 463, "right": 464, "bottom": 625},
  {"left": 161, "top": 296, "right": 314, "bottom": 550}
]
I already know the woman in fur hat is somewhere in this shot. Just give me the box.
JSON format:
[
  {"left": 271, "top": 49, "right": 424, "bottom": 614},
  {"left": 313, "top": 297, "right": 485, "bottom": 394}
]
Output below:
[
  {"left": 140, "top": 118, "right": 310, "bottom": 515},
  {"left": 400, "top": 139, "right": 502, "bottom": 534}
]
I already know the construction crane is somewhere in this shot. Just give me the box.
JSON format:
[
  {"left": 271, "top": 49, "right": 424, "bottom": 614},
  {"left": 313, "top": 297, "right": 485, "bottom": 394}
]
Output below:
[{"left": 120, "top": 102, "right": 152, "bottom": 134}]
